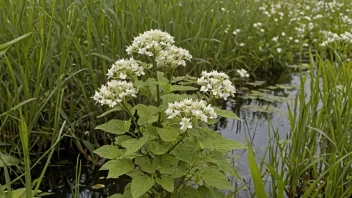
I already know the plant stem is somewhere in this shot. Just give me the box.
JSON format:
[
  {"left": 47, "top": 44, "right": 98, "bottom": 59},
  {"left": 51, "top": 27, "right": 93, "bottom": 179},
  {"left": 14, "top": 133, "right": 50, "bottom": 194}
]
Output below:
[
  {"left": 121, "top": 101, "right": 140, "bottom": 138},
  {"left": 167, "top": 130, "right": 187, "bottom": 154},
  {"left": 152, "top": 59, "right": 162, "bottom": 127}
]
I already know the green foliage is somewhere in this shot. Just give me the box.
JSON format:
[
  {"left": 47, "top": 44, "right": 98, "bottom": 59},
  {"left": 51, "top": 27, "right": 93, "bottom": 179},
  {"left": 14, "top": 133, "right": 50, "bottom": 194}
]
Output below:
[{"left": 92, "top": 30, "right": 245, "bottom": 197}]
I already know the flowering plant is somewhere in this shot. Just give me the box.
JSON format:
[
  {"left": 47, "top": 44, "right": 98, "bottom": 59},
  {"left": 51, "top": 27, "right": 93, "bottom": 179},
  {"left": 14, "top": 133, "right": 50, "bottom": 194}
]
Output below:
[{"left": 93, "top": 30, "right": 246, "bottom": 198}]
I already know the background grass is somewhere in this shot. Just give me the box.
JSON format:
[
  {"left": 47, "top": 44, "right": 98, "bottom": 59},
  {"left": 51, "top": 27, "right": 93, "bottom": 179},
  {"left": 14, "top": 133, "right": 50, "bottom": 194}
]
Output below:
[{"left": 1, "top": 0, "right": 352, "bottom": 196}]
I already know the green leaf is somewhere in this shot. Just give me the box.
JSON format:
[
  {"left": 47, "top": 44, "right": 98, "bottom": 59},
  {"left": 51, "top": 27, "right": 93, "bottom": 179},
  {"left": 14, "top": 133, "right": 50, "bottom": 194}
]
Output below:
[
  {"left": 157, "top": 127, "right": 180, "bottom": 142},
  {"left": 214, "top": 108, "right": 240, "bottom": 120},
  {"left": 10, "top": 188, "right": 26, "bottom": 198},
  {"left": 100, "top": 159, "right": 134, "bottom": 178},
  {"left": 156, "top": 176, "right": 174, "bottom": 192},
  {"left": 200, "top": 167, "right": 232, "bottom": 190},
  {"left": 0, "top": 33, "right": 32, "bottom": 57},
  {"left": 135, "top": 156, "right": 154, "bottom": 173},
  {"left": 171, "top": 85, "right": 198, "bottom": 92},
  {"left": 131, "top": 174, "right": 155, "bottom": 198},
  {"left": 197, "top": 186, "right": 225, "bottom": 198},
  {"left": 123, "top": 183, "right": 133, "bottom": 198},
  {"left": 95, "top": 119, "right": 131, "bottom": 135},
  {"left": 94, "top": 145, "right": 124, "bottom": 159},
  {"left": 181, "top": 186, "right": 201, "bottom": 198},
  {"left": 107, "top": 194, "right": 123, "bottom": 198},
  {"left": 205, "top": 151, "right": 240, "bottom": 178},
  {"left": 247, "top": 141, "right": 267, "bottom": 198},
  {"left": 146, "top": 141, "right": 170, "bottom": 155},
  {"left": 214, "top": 136, "right": 246, "bottom": 153},
  {"left": 122, "top": 135, "right": 149, "bottom": 156},
  {"left": 135, "top": 104, "right": 160, "bottom": 125},
  {"left": 170, "top": 138, "right": 198, "bottom": 164},
  {"left": 200, "top": 138, "right": 214, "bottom": 150},
  {"left": 97, "top": 106, "right": 123, "bottom": 118},
  {"left": 0, "top": 152, "right": 20, "bottom": 167}
]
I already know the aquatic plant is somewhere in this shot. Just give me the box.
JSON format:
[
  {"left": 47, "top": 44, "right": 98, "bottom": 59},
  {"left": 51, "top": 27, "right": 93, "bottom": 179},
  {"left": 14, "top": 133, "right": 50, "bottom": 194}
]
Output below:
[{"left": 93, "top": 30, "right": 246, "bottom": 197}]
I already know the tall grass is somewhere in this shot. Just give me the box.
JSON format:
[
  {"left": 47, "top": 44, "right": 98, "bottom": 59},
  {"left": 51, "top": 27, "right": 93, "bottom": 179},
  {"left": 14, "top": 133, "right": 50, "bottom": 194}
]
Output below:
[
  {"left": 251, "top": 51, "right": 352, "bottom": 197},
  {"left": 1, "top": 0, "right": 352, "bottom": 195}
]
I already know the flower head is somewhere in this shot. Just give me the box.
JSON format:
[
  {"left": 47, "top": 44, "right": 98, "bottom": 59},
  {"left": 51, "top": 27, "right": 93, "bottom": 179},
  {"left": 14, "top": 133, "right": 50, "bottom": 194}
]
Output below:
[
  {"left": 155, "top": 45, "right": 192, "bottom": 68},
  {"left": 197, "top": 71, "right": 236, "bottom": 100},
  {"left": 126, "top": 29, "right": 175, "bottom": 56},
  {"left": 107, "top": 58, "right": 145, "bottom": 80},
  {"left": 165, "top": 99, "right": 217, "bottom": 131},
  {"left": 237, "top": 69, "right": 250, "bottom": 78},
  {"left": 93, "top": 80, "right": 137, "bottom": 107}
]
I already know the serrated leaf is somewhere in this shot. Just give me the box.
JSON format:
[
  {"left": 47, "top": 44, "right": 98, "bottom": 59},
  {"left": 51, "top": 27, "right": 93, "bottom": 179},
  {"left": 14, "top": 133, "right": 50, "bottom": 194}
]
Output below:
[
  {"left": 93, "top": 145, "right": 123, "bottom": 159},
  {"left": 214, "top": 108, "right": 240, "bottom": 120},
  {"left": 200, "top": 167, "right": 232, "bottom": 190},
  {"left": 134, "top": 104, "right": 160, "bottom": 125},
  {"left": 214, "top": 136, "right": 246, "bottom": 153},
  {"left": 200, "top": 138, "right": 214, "bottom": 150},
  {"left": 100, "top": 159, "right": 133, "bottom": 178},
  {"left": 205, "top": 151, "right": 240, "bottom": 178},
  {"left": 146, "top": 141, "right": 170, "bottom": 155},
  {"left": 170, "top": 138, "right": 198, "bottom": 164},
  {"left": 122, "top": 135, "right": 149, "bottom": 156},
  {"left": 95, "top": 119, "right": 131, "bottom": 135},
  {"left": 131, "top": 174, "right": 155, "bottom": 198},
  {"left": 181, "top": 186, "right": 201, "bottom": 198},
  {"left": 135, "top": 156, "right": 154, "bottom": 173},
  {"left": 157, "top": 127, "right": 180, "bottom": 142},
  {"left": 156, "top": 176, "right": 174, "bottom": 192}
]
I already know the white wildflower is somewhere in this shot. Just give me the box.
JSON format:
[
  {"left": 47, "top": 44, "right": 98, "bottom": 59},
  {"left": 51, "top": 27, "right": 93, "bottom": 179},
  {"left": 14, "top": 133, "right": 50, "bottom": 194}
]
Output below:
[
  {"left": 126, "top": 29, "right": 175, "bottom": 56},
  {"left": 272, "top": 36, "right": 279, "bottom": 42},
  {"left": 277, "top": 48, "right": 282, "bottom": 53},
  {"left": 180, "top": 117, "right": 192, "bottom": 131},
  {"left": 197, "top": 70, "right": 236, "bottom": 100},
  {"left": 93, "top": 80, "right": 137, "bottom": 107},
  {"left": 107, "top": 58, "right": 145, "bottom": 80},
  {"left": 237, "top": 69, "right": 250, "bottom": 78},
  {"left": 165, "top": 99, "right": 217, "bottom": 131},
  {"left": 155, "top": 45, "right": 192, "bottom": 68}
]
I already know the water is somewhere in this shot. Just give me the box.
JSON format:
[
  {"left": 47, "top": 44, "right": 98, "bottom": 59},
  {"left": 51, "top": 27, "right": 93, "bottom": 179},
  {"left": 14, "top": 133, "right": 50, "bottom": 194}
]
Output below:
[{"left": 9, "top": 71, "right": 309, "bottom": 197}]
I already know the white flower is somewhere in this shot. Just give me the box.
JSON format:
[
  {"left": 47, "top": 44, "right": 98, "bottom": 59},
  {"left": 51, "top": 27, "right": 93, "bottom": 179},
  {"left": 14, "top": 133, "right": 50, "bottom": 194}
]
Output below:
[
  {"left": 180, "top": 117, "right": 192, "bottom": 131},
  {"left": 165, "top": 99, "right": 217, "bottom": 131},
  {"left": 281, "top": 32, "right": 286, "bottom": 37},
  {"left": 237, "top": 69, "right": 250, "bottom": 78},
  {"left": 126, "top": 29, "right": 175, "bottom": 56},
  {"left": 272, "top": 36, "right": 279, "bottom": 42},
  {"left": 107, "top": 58, "right": 145, "bottom": 80},
  {"left": 93, "top": 80, "right": 137, "bottom": 107},
  {"left": 155, "top": 45, "right": 192, "bottom": 68},
  {"left": 197, "top": 70, "right": 236, "bottom": 100},
  {"left": 277, "top": 48, "right": 282, "bottom": 53}
]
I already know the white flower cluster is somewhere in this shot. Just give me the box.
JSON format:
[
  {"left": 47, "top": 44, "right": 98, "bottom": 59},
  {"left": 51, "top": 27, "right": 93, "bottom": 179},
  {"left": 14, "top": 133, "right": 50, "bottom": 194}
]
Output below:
[
  {"left": 155, "top": 45, "right": 192, "bottom": 68},
  {"left": 237, "top": 69, "right": 250, "bottom": 78},
  {"left": 165, "top": 99, "right": 217, "bottom": 131},
  {"left": 107, "top": 58, "right": 145, "bottom": 80},
  {"left": 126, "top": 29, "right": 192, "bottom": 68},
  {"left": 320, "top": 31, "right": 352, "bottom": 47},
  {"left": 93, "top": 80, "right": 137, "bottom": 107},
  {"left": 197, "top": 71, "right": 236, "bottom": 100},
  {"left": 126, "top": 29, "right": 175, "bottom": 56}
]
